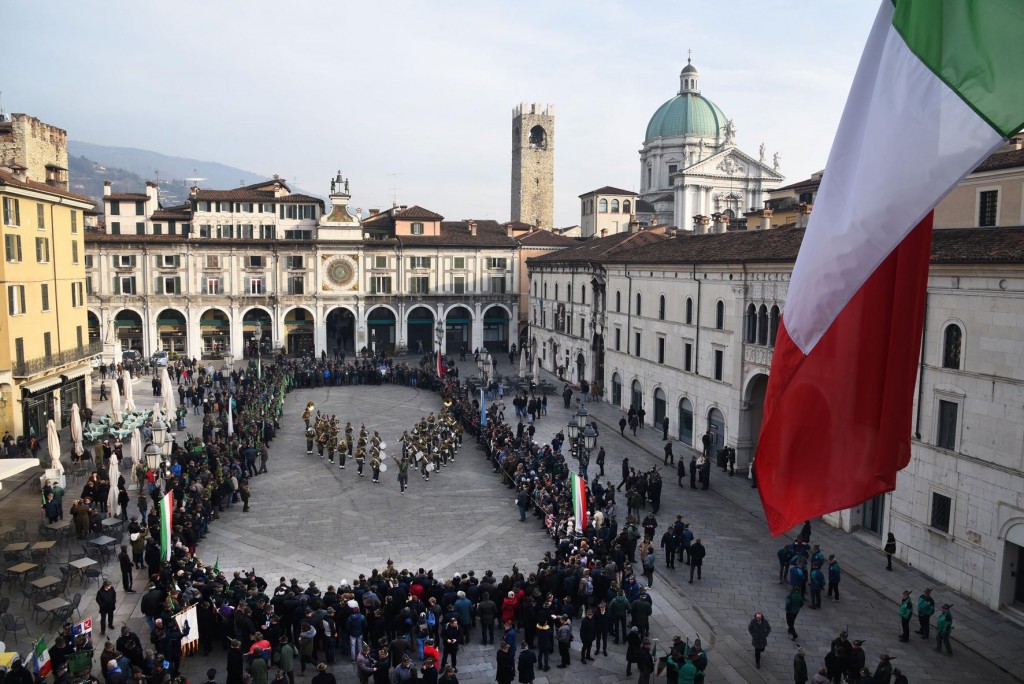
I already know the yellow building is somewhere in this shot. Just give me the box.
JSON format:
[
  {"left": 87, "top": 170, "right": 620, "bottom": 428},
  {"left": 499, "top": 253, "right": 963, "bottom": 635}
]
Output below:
[{"left": 1, "top": 117, "right": 96, "bottom": 440}]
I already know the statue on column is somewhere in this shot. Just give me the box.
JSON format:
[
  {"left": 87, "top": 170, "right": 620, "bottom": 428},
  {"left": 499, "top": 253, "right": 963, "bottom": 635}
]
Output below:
[
  {"left": 724, "top": 119, "right": 736, "bottom": 145},
  {"left": 331, "top": 177, "right": 336, "bottom": 193},
  {"left": 773, "top": 152, "right": 781, "bottom": 172},
  {"left": 759, "top": 142, "right": 766, "bottom": 163}
]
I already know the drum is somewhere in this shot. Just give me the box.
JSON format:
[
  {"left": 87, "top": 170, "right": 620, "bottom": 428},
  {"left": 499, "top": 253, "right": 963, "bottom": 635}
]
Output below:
[
  {"left": 379, "top": 442, "right": 387, "bottom": 451},
  {"left": 379, "top": 462, "right": 388, "bottom": 472},
  {"left": 415, "top": 451, "right": 425, "bottom": 461},
  {"left": 426, "top": 462, "right": 435, "bottom": 472}
]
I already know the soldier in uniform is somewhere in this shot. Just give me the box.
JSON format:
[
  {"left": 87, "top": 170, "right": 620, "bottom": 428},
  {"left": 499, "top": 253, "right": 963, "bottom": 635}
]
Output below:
[
  {"left": 316, "top": 418, "right": 328, "bottom": 460},
  {"left": 393, "top": 454, "right": 409, "bottom": 494},
  {"left": 302, "top": 403, "right": 314, "bottom": 429},
  {"left": 337, "top": 434, "right": 348, "bottom": 470},
  {"left": 305, "top": 426, "right": 315, "bottom": 456},
  {"left": 356, "top": 445, "right": 366, "bottom": 477},
  {"left": 370, "top": 451, "right": 382, "bottom": 483},
  {"left": 327, "top": 417, "right": 340, "bottom": 464},
  {"left": 345, "top": 422, "right": 354, "bottom": 455}
]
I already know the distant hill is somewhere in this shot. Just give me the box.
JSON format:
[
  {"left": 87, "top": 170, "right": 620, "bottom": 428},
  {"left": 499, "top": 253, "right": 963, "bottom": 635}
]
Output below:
[{"left": 67, "top": 140, "right": 319, "bottom": 208}]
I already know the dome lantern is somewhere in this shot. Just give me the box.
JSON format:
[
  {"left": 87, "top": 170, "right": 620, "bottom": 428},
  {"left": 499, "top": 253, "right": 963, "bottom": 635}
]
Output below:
[{"left": 679, "top": 54, "right": 699, "bottom": 94}]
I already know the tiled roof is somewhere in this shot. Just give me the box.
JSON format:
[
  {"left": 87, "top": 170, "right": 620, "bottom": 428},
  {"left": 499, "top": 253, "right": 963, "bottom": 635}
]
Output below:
[
  {"left": 398, "top": 220, "right": 516, "bottom": 247},
  {"left": 151, "top": 204, "right": 191, "bottom": 220},
  {"left": 105, "top": 193, "right": 150, "bottom": 201},
  {"left": 974, "top": 148, "right": 1024, "bottom": 173},
  {"left": 775, "top": 175, "right": 823, "bottom": 193},
  {"left": 0, "top": 169, "right": 95, "bottom": 204},
  {"left": 394, "top": 205, "right": 445, "bottom": 220},
  {"left": 237, "top": 179, "right": 290, "bottom": 193},
  {"left": 528, "top": 230, "right": 669, "bottom": 266},
  {"left": 193, "top": 188, "right": 323, "bottom": 208},
  {"left": 502, "top": 220, "right": 536, "bottom": 231},
  {"left": 579, "top": 186, "right": 636, "bottom": 197},
  {"left": 517, "top": 229, "right": 579, "bottom": 247},
  {"left": 607, "top": 226, "right": 804, "bottom": 264},
  {"left": 930, "top": 226, "right": 1024, "bottom": 263},
  {"left": 276, "top": 194, "right": 324, "bottom": 205}
]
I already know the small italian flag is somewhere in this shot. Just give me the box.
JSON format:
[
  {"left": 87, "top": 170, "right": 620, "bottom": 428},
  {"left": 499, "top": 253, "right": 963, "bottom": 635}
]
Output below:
[
  {"left": 159, "top": 491, "right": 174, "bottom": 562},
  {"left": 570, "top": 472, "right": 587, "bottom": 534},
  {"left": 756, "top": 0, "right": 1024, "bottom": 534},
  {"left": 33, "top": 637, "right": 52, "bottom": 677}
]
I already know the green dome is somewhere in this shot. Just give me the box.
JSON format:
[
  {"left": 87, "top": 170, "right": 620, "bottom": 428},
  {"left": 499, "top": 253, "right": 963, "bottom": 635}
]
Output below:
[{"left": 645, "top": 92, "right": 728, "bottom": 142}]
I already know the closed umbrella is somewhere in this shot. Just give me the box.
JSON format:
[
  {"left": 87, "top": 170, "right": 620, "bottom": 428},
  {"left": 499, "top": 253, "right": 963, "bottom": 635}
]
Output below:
[
  {"left": 532, "top": 353, "right": 540, "bottom": 383},
  {"left": 519, "top": 348, "right": 526, "bottom": 379},
  {"left": 161, "top": 367, "right": 176, "bottom": 417},
  {"left": 107, "top": 454, "right": 120, "bottom": 517},
  {"left": 70, "top": 402, "right": 84, "bottom": 460},
  {"left": 123, "top": 371, "right": 136, "bottom": 412},
  {"left": 110, "top": 376, "right": 122, "bottom": 418},
  {"left": 46, "top": 419, "right": 63, "bottom": 472},
  {"left": 130, "top": 428, "right": 142, "bottom": 467}
]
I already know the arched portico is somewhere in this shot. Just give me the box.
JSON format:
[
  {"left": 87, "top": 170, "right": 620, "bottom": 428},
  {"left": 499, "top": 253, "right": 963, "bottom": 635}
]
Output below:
[
  {"left": 406, "top": 306, "right": 436, "bottom": 354},
  {"left": 114, "top": 309, "right": 144, "bottom": 355},
  {"left": 326, "top": 306, "right": 357, "bottom": 354},
  {"left": 284, "top": 306, "right": 315, "bottom": 356},
  {"left": 367, "top": 306, "right": 397, "bottom": 354},
  {"left": 482, "top": 304, "right": 511, "bottom": 353},
  {"left": 199, "top": 308, "right": 230, "bottom": 357},
  {"left": 445, "top": 306, "right": 473, "bottom": 353},
  {"left": 156, "top": 308, "right": 188, "bottom": 355},
  {"left": 242, "top": 308, "right": 273, "bottom": 358},
  {"left": 739, "top": 372, "right": 770, "bottom": 470}
]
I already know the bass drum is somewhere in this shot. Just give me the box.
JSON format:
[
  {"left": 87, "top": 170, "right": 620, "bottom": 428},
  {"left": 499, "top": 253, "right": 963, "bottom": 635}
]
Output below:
[{"left": 379, "top": 462, "right": 388, "bottom": 472}]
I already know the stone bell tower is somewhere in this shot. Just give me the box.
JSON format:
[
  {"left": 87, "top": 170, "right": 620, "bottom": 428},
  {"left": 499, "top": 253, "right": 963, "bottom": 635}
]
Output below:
[{"left": 511, "top": 102, "right": 555, "bottom": 230}]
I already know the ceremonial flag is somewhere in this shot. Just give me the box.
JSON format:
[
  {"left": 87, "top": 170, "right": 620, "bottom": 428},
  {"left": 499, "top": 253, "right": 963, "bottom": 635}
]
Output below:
[
  {"left": 159, "top": 491, "right": 174, "bottom": 561},
  {"left": 756, "top": 0, "right": 1024, "bottom": 535},
  {"left": 570, "top": 472, "right": 587, "bottom": 534},
  {"left": 257, "top": 354, "right": 262, "bottom": 380},
  {"left": 480, "top": 388, "right": 487, "bottom": 427},
  {"left": 227, "top": 395, "right": 235, "bottom": 437},
  {"left": 213, "top": 557, "right": 220, "bottom": 574},
  {"left": 436, "top": 350, "right": 445, "bottom": 378},
  {"left": 33, "top": 637, "right": 52, "bottom": 677}
]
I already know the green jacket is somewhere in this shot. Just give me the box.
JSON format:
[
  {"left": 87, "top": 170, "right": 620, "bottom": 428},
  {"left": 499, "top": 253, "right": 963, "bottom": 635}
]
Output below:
[
  {"left": 917, "top": 595, "right": 935, "bottom": 618},
  {"left": 250, "top": 656, "right": 268, "bottom": 684},
  {"left": 277, "top": 642, "right": 297, "bottom": 672},
  {"left": 937, "top": 610, "right": 953, "bottom": 635},
  {"left": 785, "top": 590, "right": 804, "bottom": 615},
  {"left": 899, "top": 598, "right": 913, "bottom": 619},
  {"left": 609, "top": 594, "right": 631, "bottom": 618},
  {"left": 678, "top": 660, "right": 702, "bottom": 684}
]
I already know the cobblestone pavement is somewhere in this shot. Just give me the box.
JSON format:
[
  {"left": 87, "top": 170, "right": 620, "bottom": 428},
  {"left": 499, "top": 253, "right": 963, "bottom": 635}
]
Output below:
[{"left": 1, "top": 359, "right": 1019, "bottom": 684}]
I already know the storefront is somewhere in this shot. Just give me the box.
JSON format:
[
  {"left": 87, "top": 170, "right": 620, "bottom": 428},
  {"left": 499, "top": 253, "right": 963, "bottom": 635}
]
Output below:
[
  {"left": 156, "top": 309, "right": 188, "bottom": 354},
  {"left": 20, "top": 372, "right": 88, "bottom": 439}
]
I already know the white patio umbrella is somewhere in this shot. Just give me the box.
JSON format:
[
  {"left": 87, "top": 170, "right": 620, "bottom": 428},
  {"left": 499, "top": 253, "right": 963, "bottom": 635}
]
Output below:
[
  {"left": 46, "top": 419, "right": 63, "bottom": 472},
  {"left": 130, "top": 428, "right": 142, "bottom": 468},
  {"left": 161, "top": 367, "right": 176, "bottom": 416},
  {"left": 110, "top": 377, "right": 123, "bottom": 418},
  {"left": 123, "top": 371, "right": 136, "bottom": 412},
  {"left": 107, "top": 454, "right": 120, "bottom": 517},
  {"left": 532, "top": 353, "right": 540, "bottom": 383},
  {"left": 519, "top": 348, "right": 526, "bottom": 379},
  {"left": 70, "top": 402, "right": 84, "bottom": 460}
]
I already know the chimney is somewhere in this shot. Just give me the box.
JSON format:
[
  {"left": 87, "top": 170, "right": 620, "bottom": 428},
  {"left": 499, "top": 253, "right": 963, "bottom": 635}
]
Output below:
[
  {"left": 467, "top": 220, "right": 477, "bottom": 237},
  {"left": 760, "top": 208, "right": 773, "bottom": 231},
  {"left": 712, "top": 213, "right": 729, "bottom": 233},
  {"left": 190, "top": 185, "right": 199, "bottom": 198},
  {"left": 145, "top": 181, "right": 159, "bottom": 208},
  {"left": 369, "top": 209, "right": 379, "bottom": 216},
  {"left": 600, "top": 228, "right": 608, "bottom": 238},
  {"left": 103, "top": 181, "right": 112, "bottom": 196},
  {"left": 693, "top": 215, "right": 710, "bottom": 234},
  {"left": 796, "top": 203, "right": 813, "bottom": 229},
  {"left": 11, "top": 164, "right": 28, "bottom": 183}
]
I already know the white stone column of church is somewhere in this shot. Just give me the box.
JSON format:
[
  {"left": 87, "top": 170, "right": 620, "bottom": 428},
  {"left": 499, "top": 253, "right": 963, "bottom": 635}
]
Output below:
[
  {"left": 473, "top": 302, "right": 484, "bottom": 352},
  {"left": 398, "top": 301, "right": 407, "bottom": 351},
  {"left": 229, "top": 304, "right": 243, "bottom": 359}
]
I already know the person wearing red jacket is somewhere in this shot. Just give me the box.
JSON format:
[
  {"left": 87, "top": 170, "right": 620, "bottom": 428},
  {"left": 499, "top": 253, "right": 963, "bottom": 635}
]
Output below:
[
  {"left": 501, "top": 592, "right": 517, "bottom": 625},
  {"left": 423, "top": 638, "right": 441, "bottom": 669}
]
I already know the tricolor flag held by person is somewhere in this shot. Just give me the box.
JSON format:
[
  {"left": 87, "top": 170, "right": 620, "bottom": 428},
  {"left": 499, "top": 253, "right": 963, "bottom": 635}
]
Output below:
[
  {"left": 570, "top": 472, "right": 587, "bottom": 534},
  {"left": 480, "top": 388, "right": 487, "bottom": 427},
  {"left": 756, "top": 0, "right": 1024, "bottom": 535},
  {"left": 227, "top": 395, "right": 235, "bottom": 437},
  {"left": 159, "top": 491, "right": 174, "bottom": 561},
  {"left": 436, "top": 350, "right": 446, "bottom": 378},
  {"left": 33, "top": 637, "right": 52, "bottom": 677}
]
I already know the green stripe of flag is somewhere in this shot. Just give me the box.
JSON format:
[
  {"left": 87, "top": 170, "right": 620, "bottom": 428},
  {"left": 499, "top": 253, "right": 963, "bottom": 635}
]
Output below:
[{"left": 892, "top": 0, "right": 1024, "bottom": 137}]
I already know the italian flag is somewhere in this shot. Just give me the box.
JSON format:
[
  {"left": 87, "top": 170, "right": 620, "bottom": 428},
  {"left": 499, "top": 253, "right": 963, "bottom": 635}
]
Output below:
[
  {"left": 570, "top": 472, "right": 587, "bottom": 534},
  {"left": 33, "top": 637, "right": 52, "bottom": 677},
  {"left": 159, "top": 491, "right": 174, "bottom": 562},
  {"left": 757, "top": 0, "right": 1024, "bottom": 535},
  {"left": 436, "top": 350, "right": 446, "bottom": 378}
]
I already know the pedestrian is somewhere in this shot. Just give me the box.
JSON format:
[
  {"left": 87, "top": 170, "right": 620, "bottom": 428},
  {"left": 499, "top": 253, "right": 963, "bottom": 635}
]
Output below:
[
  {"left": 628, "top": 413, "right": 639, "bottom": 436},
  {"left": 884, "top": 532, "right": 896, "bottom": 571},
  {"left": 495, "top": 641, "right": 515, "bottom": 684},
  {"left": 663, "top": 441, "right": 674, "bottom": 465},
  {"left": 893, "top": 668, "right": 908, "bottom": 684},
  {"left": 578, "top": 608, "right": 595, "bottom": 663},
  {"left": 619, "top": 416, "right": 627, "bottom": 436},
  {"left": 793, "top": 647, "right": 808, "bottom": 684},
  {"left": 676, "top": 458, "right": 686, "bottom": 487},
  {"left": 118, "top": 545, "right": 134, "bottom": 593},
  {"left": 596, "top": 447, "right": 606, "bottom": 476},
  {"left": 517, "top": 644, "right": 536, "bottom": 684},
  {"left": 898, "top": 591, "right": 913, "bottom": 642},
  {"left": 916, "top": 588, "right": 935, "bottom": 639},
  {"left": 809, "top": 563, "right": 825, "bottom": 609},
  {"left": 873, "top": 654, "right": 894, "bottom": 684},
  {"left": 688, "top": 538, "right": 705, "bottom": 583},
  {"left": 96, "top": 579, "right": 117, "bottom": 635},
  {"left": 689, "top": 455, "right": 698, "bottom": 489},
  {"left": 800, "top": 519, "right": 812, "bottom": 545},
  {"left": 625, "top": 627, "right": 641, "bottom": 677},
  {"left": 617, "top": 457, "right": 629, "bottom": 492},
  {"left": 635, "top": 638, "right": 656, "bottom": 684},
  {"left": 935, "top": 604, "right": 953, "bottom": 655},
  {"left": 784, "top": 588, "right": 804, "bottom": 641},
  {"left": 661, "top": 415, "right": 669, "bottom": 440},
  {"left": 555, "top": 615, "right": 572, "bottom": 668},
  {"left": 441, "top": 617, "right": 460, "bottom": 671},
  {"left": 660, "top": 528, "right": 677, "bottom": 569},
  {"left": 826, "top": 555, "right": 841, "bottom": 602},
  {"left": 747, "top": 612, "right": 771, "bottom": 669}
]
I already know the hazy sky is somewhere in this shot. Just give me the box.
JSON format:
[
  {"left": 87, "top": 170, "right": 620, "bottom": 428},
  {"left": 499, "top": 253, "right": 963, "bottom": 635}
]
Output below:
[{"left": 5, "top": 1, "right": 876, "bottom": 226}]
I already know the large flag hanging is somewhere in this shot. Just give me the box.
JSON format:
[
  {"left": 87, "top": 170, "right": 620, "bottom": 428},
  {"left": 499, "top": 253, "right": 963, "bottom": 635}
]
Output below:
[
  {"left": 159, "top": 491, "right": 174, "bottom": 561},
  {"left": 479, "top": 388, "right": 488, "bottom": 427},
  {"left": 436, "top": 350, "right": 446, "bottom": 378},
  {"left": 33, "top": 637, "right": 52, "bottom": 677},
  {"left": 570, "top": 472, "right": 587, "bottom": 534},
  {"left": 227, "top": 395, "right": 235, "bottom": 437},
  {"left": 756, "top": 0, "right": 1024, "bottom": 535}
]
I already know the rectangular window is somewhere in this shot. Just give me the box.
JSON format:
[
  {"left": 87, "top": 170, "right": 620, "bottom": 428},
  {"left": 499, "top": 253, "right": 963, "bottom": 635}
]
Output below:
[
  {"left": 110, "top": 221, "right": 120, "bottom": 235},
  {"left": 70, "top": 210, "right": 78, "bottom": 233},
  {"left": 205, "top": 255, "right": 220, "bottom": 269},
  {"left": 2, "top": 197, "right": 21, "bottom": 226},
  {"left": 160, "top": 254, "right": 178, "bottom": 268},
  {"left": 248, "top": 255, "right": 264, "bottom": 268},
  {"left": 410, "top": 276, "right": 430, "bottom": 294},
  {"left": 204, "top": 276, "right": 222, "bottom": 295},
  {"left": 289, "top": 276, "right": 305, "bottom": 295},
  {"left": 135, "top": 200, "right": 145, "bottom": 215},
  {"left": 135, "top": 222, "right": 145, "bottom": 235},
  {"left": 286, "top": 255, "right": 304, "bottom": 269},
  {"left": 408, "top": 256, "right": 431, "bottom": 269},
  {"left": 453, "top": 256, "right": 466, "bottom": 269},
  {"left": 84, "top": 254, "right": 93, "bottom": 269},
  {"left": 217, "top": 225, "right": 233, "bottom": 239},
  {"left": 937, "top": 399, "right": 958, "bottom": 450},
  {"left": 35, "top": 237, "right": 49, "bottom": 262},
  {"left": 14, "top": 338, "right": 24, "bottom": 366},
  {"left": 152, "top": 223, "right": 162, "bottom": 235},
  {"left": 490, "top": 276, "right": 507, "bottom": 294},
  {"left": 114, "top": 276, "right": 136, "bottom": 295},
  {"left": 978, "top": 189, "right": 998, "bottom": 226},
  {"left": 714, "top": 349, "right": 724, "bottom": 381},
  {"left": 374, "top": 255, "right": 388, "bottom": 269},
  {"left": 71, "top": 281, "right": 84, "bottom": 307},
  {"left": 7, "top": 284, "right": 26, "bottom": 315},
  {"left": 71, "top": 240, "right": 79, "bottom": 263},
  {"left": 37, "top": 203, "right": 46, "bottom": 229},
  {"left": 668, "top": 164, "right": 677, "bottom": 175},
  {"left": 411, "top": 222, "right": 424, "bottom": 235},
  {"left": 684, "top": 342, "right": 693, "bottom": 372},
  {"left": 370, "top": 276, "right": 392, "bottom": 294},
  {"left": 85, "top": 277, "right": 93, "bottom": 295},
  {"left": 199, "top": 224, "right": 212, "bottom": 238},
  {"left": 5, "top": 234, "right": 22, "bottom": 262},
  {"left": 658, "top": 337, "right": 665, "bottom": 364},
  {"left": 453, "top": 276, "right": 466, "bottom": 295},
  {"left": 41, "top": 283, "right": 50, "bottom": 311},
  {"left": 930, "top": 492, "right": 952, "bottom": 533},
  {"left": 115, "top": 255, "right": 136, "bottom": 268},
  {"left": 109, "top": 200, "right": 120, "bottom": 216},
  {"left": 485, "top": 257, "right": 507, "bottom": 270},
  {"left": 615, "top": 328, "right": 621, "bottom": 351},
  {"left": 43, "top": 332, "right": 52, "bottom": 358},
  {"left": 249, "top": 277, "right": 264, "bottom": 295},
  {"left": 240, "top": 224, "right": 254, "bottom": 240},
  {"left": 634, "top": 332, "right": 641, "bottom": 357},
  {"left": 284, "top": 229, "right": 311, "bottom": 240},
  {"left": 77, "top": 325, "right": 83, "bottom": 348},
  {"left": 157, "top": 277, "right": 182, "bottom": 294}
]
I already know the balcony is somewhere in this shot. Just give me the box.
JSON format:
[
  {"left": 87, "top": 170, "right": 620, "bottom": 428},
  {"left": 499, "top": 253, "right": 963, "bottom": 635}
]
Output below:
[{"left": 14, "top": 340, "right": 104, "bottom": 378}]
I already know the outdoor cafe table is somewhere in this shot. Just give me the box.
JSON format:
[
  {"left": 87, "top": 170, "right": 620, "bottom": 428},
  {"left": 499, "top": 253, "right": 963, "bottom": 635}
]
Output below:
[
  {"left": 89, "top": 535, "right": 116, "bottom": 547},
  {"left": 100, "top": 518, "right": 123, "bottom": 529},
  {"left": 36, "top": 597, "right": 71, "bottom": 625},
  {"left": 7, "top": 562, "right": 38, "bottom": 583},
  {"left": 68, "top": 558, "right": 97, "bottom": 570},
  {"left": 31, "top": 540, "right": 57, "bottom": 554},
  {"left": 30, "top": 575, "right": 60, "bottom": 590},
  {"left": 4, "top": 541, "right": 30, "bottom": 554}
]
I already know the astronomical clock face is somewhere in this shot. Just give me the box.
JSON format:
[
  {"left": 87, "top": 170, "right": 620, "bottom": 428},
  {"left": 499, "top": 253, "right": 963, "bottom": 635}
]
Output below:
[{"left": 323, "top": 255, "right": 357, "bottom": 290}]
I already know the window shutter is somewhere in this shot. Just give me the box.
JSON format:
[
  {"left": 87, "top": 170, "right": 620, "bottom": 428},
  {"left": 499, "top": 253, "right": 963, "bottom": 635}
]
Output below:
[
  {"left": 156, "top": 278, "right": 163, "bottom": 294},
  {"left": 175, "top": 277, "right": 181, "bottom": 293},
  {"left": 113, "top": 277, "right": 121, "bottom": 295},
  {"left": 8, "top": 287, "right": 14, "bottom": 315}
]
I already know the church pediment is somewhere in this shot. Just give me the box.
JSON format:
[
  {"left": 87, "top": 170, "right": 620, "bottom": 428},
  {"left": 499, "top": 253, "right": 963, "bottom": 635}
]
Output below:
[{"left": 681, "top": 147, "right": 784, "bottom": 181}]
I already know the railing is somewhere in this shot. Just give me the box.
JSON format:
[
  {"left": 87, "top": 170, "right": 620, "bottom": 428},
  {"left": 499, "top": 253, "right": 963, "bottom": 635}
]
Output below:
[{"left": 14, "top": 340, "right": 104, "bottom": 378}]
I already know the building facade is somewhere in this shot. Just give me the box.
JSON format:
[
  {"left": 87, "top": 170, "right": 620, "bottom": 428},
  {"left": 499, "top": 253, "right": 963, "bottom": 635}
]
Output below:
[
  {"left": 85, "top": 174, "right": 524, "bottom": 361},
  {"left": 511, "top": 103, "right": 555, "bottom": 230},
  {"left": 1, "top": 113, "right": 95, "bottom": 439},
  {"left": 579, "top": 186, "right": 639, "bottom": 238}
]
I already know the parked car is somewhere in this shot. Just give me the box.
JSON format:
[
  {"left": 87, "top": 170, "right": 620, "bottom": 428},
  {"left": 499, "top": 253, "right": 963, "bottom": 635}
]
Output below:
[
  {"left": 151, "top": 350, "right": 169, "bottom": 367},
  {"left": 122, "top": 350, "right": 140, "bottom": 363}
]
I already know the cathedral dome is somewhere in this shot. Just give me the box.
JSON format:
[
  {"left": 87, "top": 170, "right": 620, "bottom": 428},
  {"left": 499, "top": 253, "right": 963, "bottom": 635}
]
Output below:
[{"left": 644, "top": 59, "right": 728, "bottom": 143}]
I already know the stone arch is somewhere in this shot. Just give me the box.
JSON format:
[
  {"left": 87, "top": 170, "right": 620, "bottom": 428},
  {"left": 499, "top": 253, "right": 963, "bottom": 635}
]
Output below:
[
  {"left": 198, "top": 308, "right": 231, "bottom": 357},
  {"left": 114, "top": 308, "right": 145, "bottom": 355},
  {"left": 630, "top": 378, "right": 643, "bottom": 412},
  {"left": 483, "top": 305, "right": 511, "bottom": 353},
  {"left": 326, "top": 306, "right": 357, "bottom": 353},
  {"left": 707, "top": 406, "right": 726, "bottom": 455},
  {"left": 445, "top": 305, "right": 474, "bottom": 353},
  {"left": 366, "top": 306, "right": 397, "bottom": 354},
  {"left": 611, "top": 372, "right": 622, "bottom": 407},
  {"left": 87, "top": 310, "right": 101, "bottom": 343},
  {"left": 242, "top": 307, "right": 273, "bottom": 357},
  {"left": 155, "top": 308, "right": 188, "bottom": 355},
  {"left": 529, "top": 124, "right": 547, "bottom": 148},
  {"left": 678, "top": 396, "right": 694, "bottom": 446},
  {"left": 653, "top": 386, "right": 667, "bottom": 425},
  {"left": 284, "top": 306, "right": 315, "bottom": 356},
  {"left": 406, "top": 305, "right": 436, "bottom": 354}
]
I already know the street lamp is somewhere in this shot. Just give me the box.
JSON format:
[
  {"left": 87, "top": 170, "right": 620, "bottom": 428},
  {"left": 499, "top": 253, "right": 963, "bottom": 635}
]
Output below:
[
  {"left": 145, "top": 442, "right": 162, "bottom": 472},
  {"left": 567, "top": 411, "right": 598, "bottom": 479},
  {"left": 435, "top": 320, "right": 444, "bottom": 352},
  {"left": 254, "top": 328, "right": 263, "bottom": 357}
]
